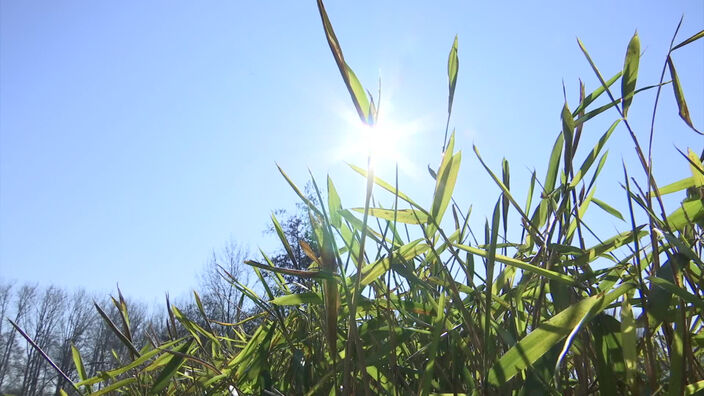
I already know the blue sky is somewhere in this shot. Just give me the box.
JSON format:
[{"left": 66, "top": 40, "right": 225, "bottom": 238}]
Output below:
[{"left": 1, "top": 1, "right": 702, "bottom": 303}]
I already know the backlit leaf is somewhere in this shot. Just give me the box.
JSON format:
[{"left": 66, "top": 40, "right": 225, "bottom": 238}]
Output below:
[
  {"left": 621, "top": 32, "right": 640, "bottom": 117},
  {"left": 668, "top": 56, "right": 701, "bottom": 134},
  {"left": 352, "top": 207, "right": 429, "bottom": 224},
  {"left": 271, "top": 292, "right": 323, "bottom": 306},
  {"left": 488, "top": 283, "right": 634, "bottom": 386},
  {"left": 315, "top": 0, "right": 371, "bottom": 124},
  {"left": 448, "top": 35, "right": 459, "bottom": 115}
]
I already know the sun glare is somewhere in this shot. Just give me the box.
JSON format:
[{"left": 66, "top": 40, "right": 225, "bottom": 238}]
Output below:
[
  {"left": 336, "top": 104, "right": 424, "bottom": 175},
  {"left": 358, "top": 121, "right": 403, "bottom": 163}
]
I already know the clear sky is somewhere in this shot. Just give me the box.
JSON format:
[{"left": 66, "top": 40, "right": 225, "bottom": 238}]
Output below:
[{"left": 1, "top": 1, "right": 702, "bottom": 303}]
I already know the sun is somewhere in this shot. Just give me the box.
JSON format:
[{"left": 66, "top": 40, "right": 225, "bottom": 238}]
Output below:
[
  {"left": 357, "top": 120, "right": 404, "bottom": 164},
  {"left": 336, "top": 104, "right": 423, "bottom": 175}
]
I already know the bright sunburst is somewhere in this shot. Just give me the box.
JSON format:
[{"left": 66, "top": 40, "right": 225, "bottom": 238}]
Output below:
[{"left": 336, "top": 103, "right": 424, "bottom": 175}]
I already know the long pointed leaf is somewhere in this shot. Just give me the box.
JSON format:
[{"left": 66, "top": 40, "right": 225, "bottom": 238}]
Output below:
[
  {"left": 621, "top": 32, "right": 640, "bottom": 117},
  {"left": 488, "top": 283, "right": 634, "bottom": 386}
]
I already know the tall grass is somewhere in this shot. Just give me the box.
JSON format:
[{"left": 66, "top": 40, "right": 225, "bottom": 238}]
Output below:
[{"left": 11, "top": 1, "right": 704, "bottom": 395}]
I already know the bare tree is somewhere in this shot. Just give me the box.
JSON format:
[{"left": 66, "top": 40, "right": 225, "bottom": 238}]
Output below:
[
  {"left": 0, "top": 283, "right": 13, "bottom": 391},
  {"left": 267, "top": 206, "right": 317, "bottom": 292},
  {"left": 20, "top": 286, "right": 65, "bottom": 396},
  {"left": 0, "top": 284, "right": 37, "bottom": 393},
  {"left": 199, "top": 240, "right": 250, "bottom": 334},
  {"left": 52, "top": 289, "right": 94, "bottom": 395},
  {"left": 83, "top": 294, "right": 148, "bottom": 380}
]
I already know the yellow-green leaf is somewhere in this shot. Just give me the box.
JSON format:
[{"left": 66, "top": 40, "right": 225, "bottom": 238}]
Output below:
[
  {"left": 90, "top": 378, "right": 137, "bottom": 396},
  {"left": 150, "top": 339, "right": 193, "bottom": 394},
  {"left": 270, "top": 292, "right": 323, "bottom": 306},
  {"left": 488, "top": 283, "right": 634, "bottom": 386},
  {"left": 621, "top": 32, "right": 640, "bottom": 118},
  {"left": 667, "top": 199, "right": 704, "bottom": 230},
  {"left": 668, "top": 56, "right": 701, "bottom": 134},
  {"left": 455, "top": 243, "right": 576, "bottom": 285},
  {"left": 688, "top": 148, "right": 704, "bottom": 186},
  {"left": 352, "top": 207, "right": 429, "bottom": 224},
  {"left": 447, "top": 35, "right": 459, "bottom": 115},
  {"left": 656, "top": 176, "right": 695, "bottom": 196},
  {"left": 315, "top": 0, "right": 371, "bottom": 124},
  {"left": 570, "top": 119, "right": 619, "bottom": 188},
  {"left": 621, "top": 292, "right": 637, "bottom": 394},
  {"left": 328, "top": 176, "right": 342, "bottom": 227},
  {"left": 685, "top": 380, "right": 704, "bottom": 395},
  {"left": 672, "top": 29, "right": 704, "bottom": 51},
  {"left": 591, "top": 197, "right": 624, "bottom": 221},
  {"left": 431, "top": 132, "right": 461, "bottom": 230},
  {"left": 360, "top": 239, "right": 429, "bottom": 286}
]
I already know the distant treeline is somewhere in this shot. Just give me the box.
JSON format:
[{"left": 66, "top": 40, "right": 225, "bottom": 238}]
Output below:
[{"left": 0, "top": 241, "right": 260, "bottom": 396}]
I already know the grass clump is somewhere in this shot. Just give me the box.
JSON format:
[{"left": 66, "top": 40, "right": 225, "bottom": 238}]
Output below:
[{"left": 12, "top": 1, "right": 704, "bottom": 395}]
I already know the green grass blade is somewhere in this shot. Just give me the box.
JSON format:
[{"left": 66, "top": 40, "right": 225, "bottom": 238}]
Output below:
[
  {"left": 474, "top": 145, "right": 536, "bottom": 237},
  {"left": 270, "top": 292, "right": 323, "bottom": 306},
  {"left": 90, "top": 378, "right": 137, "bottom": 396},
  {"left": 244, "top": 259, "right": 335, "bottom": 280},
  {"left": 575, "top": 82, "right": 665, "bottom": 127},
  {"left": 192, "top": 290, "right": 216, "bottom": 336},
  {"left": 591, "top": 197, "right": 625, "bottom": 221},
  {"left": 447, "top": 35, "right": 459, "bottom": 116},
  {"left": 501, "top": 158, "right": 510, "bottom": 236},
  {"left": 592, "top": 314, "right": 624, "bottom": 395},
  {"left": 315, "top": 0, "right": 371, "bottom": 124},
  {"left": 668, "top": 56, "right": 702, "bottom": 134},
  {"left": 172, "top": 306, "right": 220, "bottom": 346},
  {"left": 352, "top": 207, "right": 429, "bottom": 224},
  {"left": 7, "top": 319, "right": 80, "bottom": 394},
  {"left": 94, "top": 302, "right": 141, "bottom": 357},
  {"left": 648, "top": 276, "right": 704, "bottom": 311},
  {"left": 668, "top": 272, "right": 686, "bottom": 396},
  {"left": 620, "top": 292, "right": 637, "bottom": 394},
  {"left": 525, "top": 171, "right": 537, "bottom": 214},
  {"left": 562, "top": 101, "right": 575, "bottom": 172},
  {"left": 276, "top": 164, "right": 323, "bottom": 217},
  {"left": 82, "top": 339, "right": 185, "bottom": 384},
  {"left": 328, "top": 176, "right": 342, "bottom": 227},
  {"left": 572, "top": 71, "right": 623, "bottom": 114},
  {"left": 487, "top": 282, "right": 634, "bottom": 386},
  {"left": 688, "top": 148, "right": 704, "bottom": 184},
  {"left": 685, "top": 380, "right": 704, "bottom": 395},
  {"left": 572, "top": 71, "right": 621, "bottom": 115},
  {"left": 421, "top": 292, "right": 446, "bottom": 395},
  {"left": 71, "top": 344, "right": 88, "bottom": 385},
  {"left": 666, "top": 199, "right": 704, "bottom": 231},
  {"left": 671, "top": 29, "right": 704, "bottom": 51},
  {"left": 271, "top": 212, "right": 300, "bottom": 270},
  {"left": 455, "top": 243, "right": 576, "bottom": 285},
  {"left": 621, "top": 32, "right": 640, "bottom": 117},
  {"left": 566, "top": 186, "right": 595, "bottom": 240},
  {"left": 570, "top": 119, "right": 619, "bottom": 188},
  {"left": 360, "top": 239, "right": 430, "bottom": 286},
  {"left": 431, "top": 133, "right": 461, "bottom": 234},
  {"left": 573, "top": 227, "right": 646, "bottom": 269},
  {"left": 545, "top": 132, "right": 564, "bottom": 195},
  {"left": 484, "top": 199, "right": 501, "bottom": 380},
  {"left": 150, "top": 339, "right": 194, "bottom": 394},
  {"left": 348, "top": 163, "right": 427, "bottom": 212},
  {"left": 656, "top": 176, "right": 695, "bottom": 195}
]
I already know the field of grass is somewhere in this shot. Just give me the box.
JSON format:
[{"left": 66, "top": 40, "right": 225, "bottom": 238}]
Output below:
[{"left": 10, "top": 1, "right": 704, "bottom": 394}]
